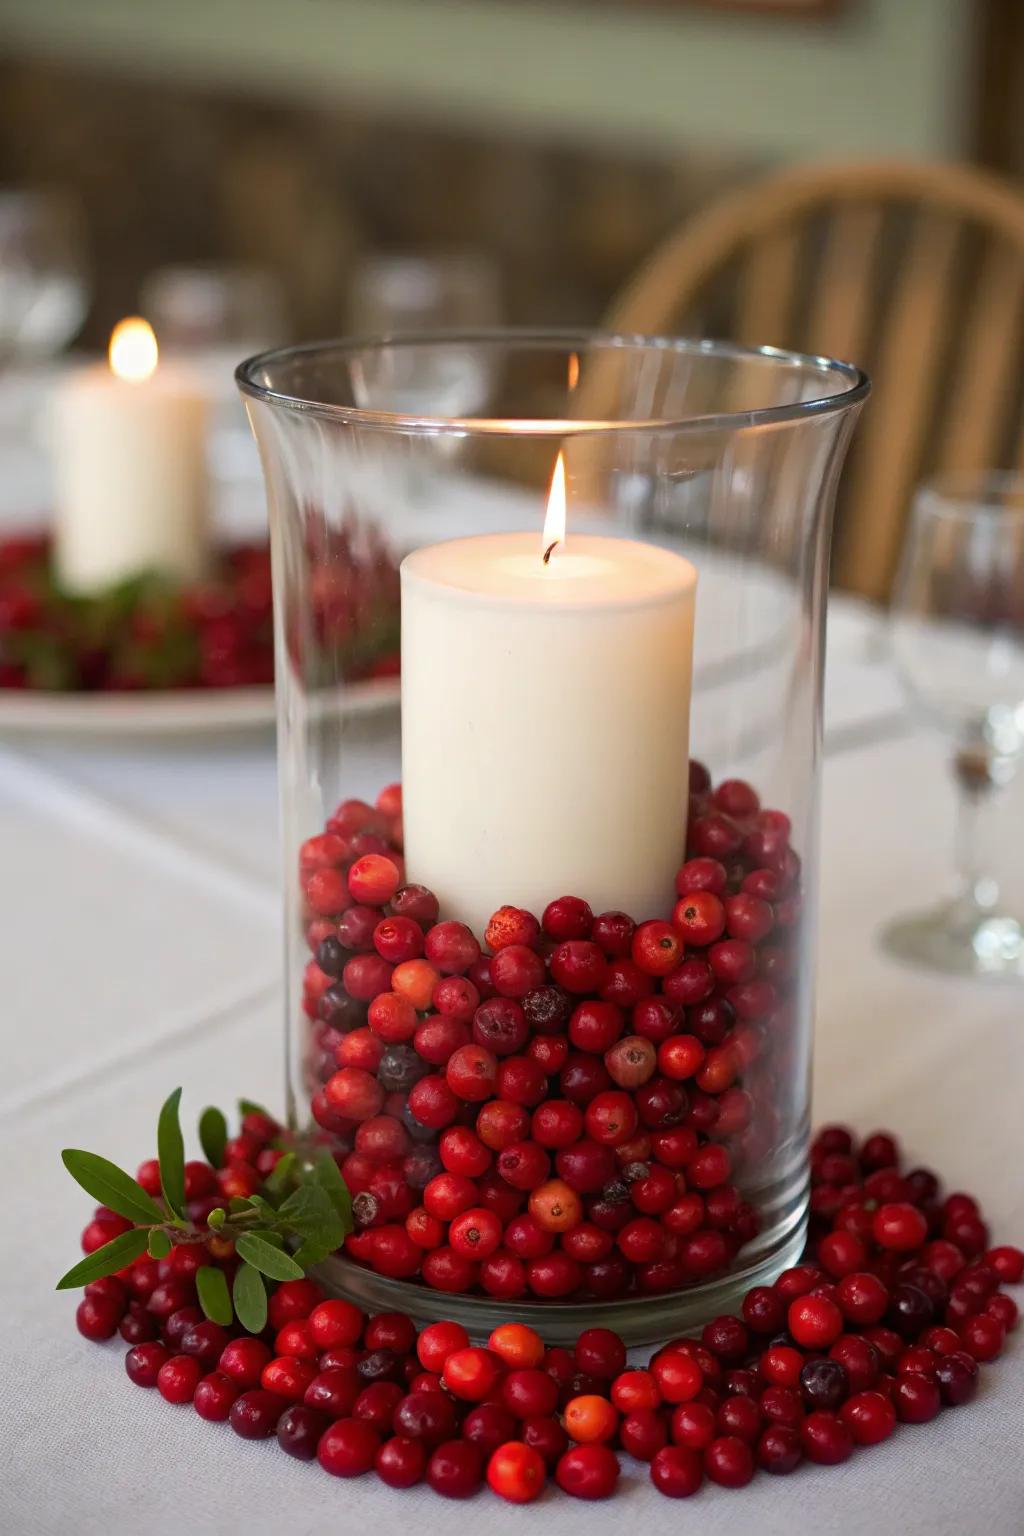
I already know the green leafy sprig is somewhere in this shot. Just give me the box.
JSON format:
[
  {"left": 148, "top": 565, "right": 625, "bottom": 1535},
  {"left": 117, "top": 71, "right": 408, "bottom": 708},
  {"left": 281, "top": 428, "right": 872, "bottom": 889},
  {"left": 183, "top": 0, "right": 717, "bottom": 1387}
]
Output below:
[{"left": 57, "top": 1089, "right": 352, "bottom": 1335}]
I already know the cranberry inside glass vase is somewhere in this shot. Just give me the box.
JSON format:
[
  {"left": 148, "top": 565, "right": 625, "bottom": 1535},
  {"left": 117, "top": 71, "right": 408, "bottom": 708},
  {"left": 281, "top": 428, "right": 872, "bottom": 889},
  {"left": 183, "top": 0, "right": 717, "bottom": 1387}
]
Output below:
[{"left": 238, "top": 332, "right": 868, "bottom": 1344}]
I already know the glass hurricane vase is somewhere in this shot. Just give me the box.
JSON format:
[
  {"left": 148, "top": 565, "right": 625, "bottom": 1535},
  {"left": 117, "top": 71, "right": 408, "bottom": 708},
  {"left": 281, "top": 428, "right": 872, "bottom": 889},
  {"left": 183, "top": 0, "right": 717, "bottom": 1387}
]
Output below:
[{"left": 238, "top": 332, "right": 867, "bottom": 1344}]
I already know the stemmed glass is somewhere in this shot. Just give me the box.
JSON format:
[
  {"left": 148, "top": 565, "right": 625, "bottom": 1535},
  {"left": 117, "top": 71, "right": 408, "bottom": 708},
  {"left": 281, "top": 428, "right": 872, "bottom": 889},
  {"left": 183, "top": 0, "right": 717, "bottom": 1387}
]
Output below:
[
  {"left": 883, "top": 472, "right": 1024, "bottom": 978},
  {"left": 0, "top": 190, "right": 88, "bottom": 363},
  {"left": 346, "top": 252, "right": 502, "bottom": 419}
]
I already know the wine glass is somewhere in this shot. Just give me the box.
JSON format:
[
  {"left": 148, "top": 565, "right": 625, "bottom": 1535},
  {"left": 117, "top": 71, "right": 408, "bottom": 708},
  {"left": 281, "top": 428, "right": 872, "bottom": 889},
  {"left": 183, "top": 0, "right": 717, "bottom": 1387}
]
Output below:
[
  {"left": 883, "top": 471, "right": 1024, "bottom": 978},
  {"left": 347, "top": 252, "right": 502, "bottom": 418},
  {"left": 0, "top": 190, "right": 88, "bottom": 363}
]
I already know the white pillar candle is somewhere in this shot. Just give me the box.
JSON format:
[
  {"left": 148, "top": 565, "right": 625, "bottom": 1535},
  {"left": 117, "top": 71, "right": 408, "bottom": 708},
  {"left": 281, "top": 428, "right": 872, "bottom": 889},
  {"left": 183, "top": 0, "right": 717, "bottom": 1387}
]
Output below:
[
  {"left": 401, "top": 472, "right": 697, "bottom": 934},
  {"left": 52, "top": 317, "right": 209, "bottom": 594}
]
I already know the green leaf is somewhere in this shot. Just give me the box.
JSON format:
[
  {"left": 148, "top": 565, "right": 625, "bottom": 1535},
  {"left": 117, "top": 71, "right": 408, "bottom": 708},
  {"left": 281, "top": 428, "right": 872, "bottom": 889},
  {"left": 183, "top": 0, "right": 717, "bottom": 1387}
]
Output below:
[
  {"left": 264, "top": 1152, "right": 297, "bottom": 1198},
  {"left": 311, "top": 1149, "right": 353, "bottom": 1235},
  {"left": 207, "top": 1208, "right": 226, "bottom": 1230},
  {"left": 235, "top": 1232, "right": 305, "bottom": 1282},
  {"left": 238, "top": 1098, "right": 272, "bottom": 1120},
  {"left": 147, "top": 1229, "right": 172, "bottom": 1259},
  {"left": 157, "top": 1088, "right": 186, "bottom": 1219},
  {"left": 196, "top": 1265, "right": 233, "bottom": 1326},
  {"left": 232, "top": 1261, "right": 268, "bottom": 1334},
  {"left": 56, "top": 1227, "right": 149, "bottom": 1289},
  {"left": 228, "top": 1196, "right": 259, "bottom": 1216},
  {"left": 278, "top": 1183, "right": 346, "bottom": 1268},
  {"left": 60, "top": 1149, "right": 166, "bottom": 1226},
  {"left": 198, "top": 1107, "right": 228, "bottom": 1169}
]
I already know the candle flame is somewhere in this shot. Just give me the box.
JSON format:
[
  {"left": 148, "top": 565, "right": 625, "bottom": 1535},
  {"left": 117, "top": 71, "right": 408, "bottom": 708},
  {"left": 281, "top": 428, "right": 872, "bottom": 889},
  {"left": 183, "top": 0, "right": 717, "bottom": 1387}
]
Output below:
[
  {"left": 109, "top": 317, "right": 158, "bottom": 383},
  {"left": 542, "top": 452, "right": 566, "bottom": 564}
]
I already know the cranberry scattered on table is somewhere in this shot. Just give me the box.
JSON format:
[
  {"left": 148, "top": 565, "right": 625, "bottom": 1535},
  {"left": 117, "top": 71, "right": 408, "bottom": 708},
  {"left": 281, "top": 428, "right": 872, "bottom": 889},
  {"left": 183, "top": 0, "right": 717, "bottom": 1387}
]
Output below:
[{"left": 73, "top": 1105, "right": 1021, "bottom": 1503}]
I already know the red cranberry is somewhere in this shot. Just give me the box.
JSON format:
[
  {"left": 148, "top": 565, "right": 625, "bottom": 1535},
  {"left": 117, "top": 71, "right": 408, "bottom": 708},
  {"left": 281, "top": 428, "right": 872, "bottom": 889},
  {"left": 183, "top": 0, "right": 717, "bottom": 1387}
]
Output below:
[
  {"left": 662, "top": 958, "right": 714, "bottom": 1005},
  {"left": 353, "top": 1380, "right": 404, "bottom": 1430},
  {"left": 560, "top": 1053, "right": 612, "bottom": 1105},
  {"left": 704, "top": 1434, "right": 754, "bottom": 1488},
  {"left": 591, "top": 910, "right": 636, "bottom": 955},
  {"left": 874, "top": 1202, "right": 928, "bottom": 1252},
  {"left": 496, "top": 1054, "right": 547, "bottom": 1106},
  {"left": 799, "top": 1358, "right": 849, "bottom": 1411},
  {"left": 888, "top": 1282, "right": 935, "bottom": 1339},
  {"left": 960, "top": 1313, "right": 1005, "bottom": 1362},
  {"left": 788, "top": 1294, "right": 843, "bottom": 1349},
  {"left": 836, "top": 1270, "right": 889, "bottom": 1325},
  {"left": 835, "top": 1389, "right": 896, "bottom": 1446},
  {"left": 934, "top": 1352, "right": 978, "bottom": 1406},
  {"left": 390, "top": 883, "right": 440, "bottom": 926},
  {"left": 717, "top": 1395, "right": 762, "bottom": 1443},
  {"left": 227, "top": 1394, "right": 284, "bottom": 1437},
  {"left": 542, "top": 896, "right": 593, "bottom": 940},
  {"left": 635, "top": 1077, "right": 688, "bottom": 1129},
  {"left": 670, "top": 1400, "right": 716, "bottom": 1451},
  {"left": 276, "top": 1404, "right": 329, "bottom": 1461},
  {"left": 757, "top": 1424, "right": 802, "bottom": 1475},
  {"left": 526, "top": 1251, "right": 583, "bottom": 1297},
  {"left": 76, "top": 1294, "right": 122, "bottom": 1341},
  {"left": 490, "top": 944, "right": 546, "bottom": 998},
  {"left": 157, "top": 1354, "right": 203, "bottom": 1405},
  {"left": 829, "top": 1335, "right": 880, "bottom": 1393},
  {"left": 446, "top": 1043, "right": 499, "bottom": 1102},
  {"left": 555, "top": 1444, "right": 620, "bottom": 1499},
  {"left": 987, "top": 1293, "right": 1018, "bottom": 1332},
  {"left": 894, "top": 1373, "right": 941, "bottom": 1423},
  {"left": 472, "top": 997, "right": 528, "bottom": 1056},
  {"left": 303, "top": 1367, "right": 361, "bottom": 1418},
  {"left": 742, "top": 1286, "right": 786, "bottom": 1335},
  {"left": 217, "top": 1336, "right": 271, "bottom": 1387},
  {"left": 125, "top": 1340, "right": 170, "bottom": 1387},
  {"left": 194, "top": 1371, "right": 240, "bottom": 1422},
  {"left": 375, "top": 1434, "right": 427, "bottom": 1488},
  {"left": 800, "top": 1410, "right": 853, "bottom": 1465},
  {"left": 318, "top": 1416, "right": 381, "bottom": 1475},
  {"left": 427, "top": 1439, "right": 484, "bottom": 1498},
  {"left": 986, "top": 1244, "right": 1024, "bottom": 1283},
  {"left": 550, "top": 941, "right": 608, "bottom": 994},
  {"left": 615, "top": 1408, "right": 664, "bottom": 1462},
  {"left": 393, "top": 1390, "right": 459, "bottom": 1444},
  {"left": 180, "top": 1321, "right": 230, "bottom": 1366}
]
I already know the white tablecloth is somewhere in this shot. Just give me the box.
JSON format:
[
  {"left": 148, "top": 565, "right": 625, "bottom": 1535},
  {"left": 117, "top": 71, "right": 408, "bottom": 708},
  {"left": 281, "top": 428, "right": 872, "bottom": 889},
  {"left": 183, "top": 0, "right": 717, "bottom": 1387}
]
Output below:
[{"left": 4, "top": 598, "right": 1022, "bottom": 1536}]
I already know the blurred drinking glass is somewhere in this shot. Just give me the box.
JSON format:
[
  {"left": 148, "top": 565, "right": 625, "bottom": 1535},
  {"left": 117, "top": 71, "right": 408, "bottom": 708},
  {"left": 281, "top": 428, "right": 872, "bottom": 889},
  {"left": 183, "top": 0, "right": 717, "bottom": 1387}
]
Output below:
[
  {"left": 347, "top": 252, "right": 501, "bottom": 418},
  {"left": 141, "top": 264, "right": 287, "bottom": 494},
  {"left": 884, "top": 472, "right": 1024, "bottom": 978},
  {"left": 140, "top": 263, "right": 286, "bottom": 359},
  {"left": 0, "top": 190, "right": 88, "bottom": 362}
]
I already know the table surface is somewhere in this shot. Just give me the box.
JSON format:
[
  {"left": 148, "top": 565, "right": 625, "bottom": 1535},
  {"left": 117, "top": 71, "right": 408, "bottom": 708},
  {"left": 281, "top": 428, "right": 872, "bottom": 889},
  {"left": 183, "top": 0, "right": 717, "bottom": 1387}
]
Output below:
[{"left": 4, "top": 594, "right": 1022, "bottom": 1536}]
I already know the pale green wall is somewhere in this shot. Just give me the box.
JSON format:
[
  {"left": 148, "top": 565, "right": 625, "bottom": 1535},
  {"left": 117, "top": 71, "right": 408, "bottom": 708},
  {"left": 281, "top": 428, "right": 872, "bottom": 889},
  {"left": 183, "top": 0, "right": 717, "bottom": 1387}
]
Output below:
[{"left": 0, "top": 0, "right": 974, "bottom": 159}]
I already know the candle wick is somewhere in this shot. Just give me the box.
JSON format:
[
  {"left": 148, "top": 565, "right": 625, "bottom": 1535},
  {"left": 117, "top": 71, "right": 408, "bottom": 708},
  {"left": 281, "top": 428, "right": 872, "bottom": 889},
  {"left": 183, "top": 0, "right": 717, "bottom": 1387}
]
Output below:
[{"left": 543, "top": 541, "right": 558, "bottom": 566}]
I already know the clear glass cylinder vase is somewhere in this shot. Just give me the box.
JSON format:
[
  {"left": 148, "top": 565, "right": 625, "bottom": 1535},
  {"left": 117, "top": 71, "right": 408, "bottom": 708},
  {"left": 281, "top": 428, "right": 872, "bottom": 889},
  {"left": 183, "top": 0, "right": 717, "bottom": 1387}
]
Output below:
[{"left": 238, "top": 332, "right": 867, "bottom": 1344}]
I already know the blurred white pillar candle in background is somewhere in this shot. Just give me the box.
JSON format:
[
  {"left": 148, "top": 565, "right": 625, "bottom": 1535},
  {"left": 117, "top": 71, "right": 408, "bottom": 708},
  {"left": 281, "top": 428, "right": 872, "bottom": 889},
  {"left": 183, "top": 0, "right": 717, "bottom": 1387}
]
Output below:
[
  {"left": 401, "top": 456, "right": 697, "bottom": 934},
  {"left": 52, "top": 317, "right": 209, "bottom": 594}
]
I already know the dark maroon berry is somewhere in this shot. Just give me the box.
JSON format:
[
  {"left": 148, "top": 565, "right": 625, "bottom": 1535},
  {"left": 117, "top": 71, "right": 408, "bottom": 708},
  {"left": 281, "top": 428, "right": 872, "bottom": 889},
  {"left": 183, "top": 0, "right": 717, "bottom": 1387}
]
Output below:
[
  {"left": 229, "top": 1390, "right": 285, "bottom": 1439},
  {"left": 278, "top": 1404, "right": 330, "bottom": 1460},
  {"left": 800, "top": 1359, "right": 849, "bottom": 1411}
]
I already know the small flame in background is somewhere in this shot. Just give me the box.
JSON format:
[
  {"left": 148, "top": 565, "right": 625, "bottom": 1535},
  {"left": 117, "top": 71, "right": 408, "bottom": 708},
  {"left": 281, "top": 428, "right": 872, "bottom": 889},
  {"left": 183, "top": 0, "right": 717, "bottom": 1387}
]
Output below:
[
  {"left": 542, "top": 452, "right": 566, "bottom": 565},
  {"left": 109, "top": 317, "right": 158, "bottom": 383}
]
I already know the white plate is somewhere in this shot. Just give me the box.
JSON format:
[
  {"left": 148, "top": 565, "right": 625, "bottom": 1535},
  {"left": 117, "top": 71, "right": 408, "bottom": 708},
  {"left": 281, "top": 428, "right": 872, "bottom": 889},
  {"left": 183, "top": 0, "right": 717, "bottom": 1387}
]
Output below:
[{"left": 0, "top": 675, "right": 399, "bottom": 739}]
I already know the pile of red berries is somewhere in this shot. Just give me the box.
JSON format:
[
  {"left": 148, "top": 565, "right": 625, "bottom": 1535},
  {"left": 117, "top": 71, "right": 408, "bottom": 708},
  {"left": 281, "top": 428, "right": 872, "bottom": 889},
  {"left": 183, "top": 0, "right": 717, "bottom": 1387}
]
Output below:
[
  {"left": 0, "top": 529, "right": 398, "bottom": 692},
  {"left": 299, "top": 765, "right": 800, "bottom": 1300},
  {"left": 74, "top": 1123, "right": 1021, "bottom": 1502}
]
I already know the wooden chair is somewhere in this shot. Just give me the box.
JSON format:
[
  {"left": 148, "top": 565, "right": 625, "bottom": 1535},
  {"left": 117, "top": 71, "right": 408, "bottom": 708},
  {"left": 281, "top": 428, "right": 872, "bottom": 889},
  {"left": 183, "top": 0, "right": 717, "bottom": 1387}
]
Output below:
[{"left": 605, "top": 160, "right": 1024, "bottom": 602}]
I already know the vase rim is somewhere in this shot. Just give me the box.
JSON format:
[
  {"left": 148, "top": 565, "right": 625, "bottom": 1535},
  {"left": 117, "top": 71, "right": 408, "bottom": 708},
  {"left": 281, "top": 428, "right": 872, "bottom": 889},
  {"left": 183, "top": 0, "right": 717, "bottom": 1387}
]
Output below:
[{"left": 235, "top": 328, "right": 870, "bottom": 436}]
